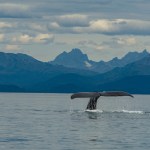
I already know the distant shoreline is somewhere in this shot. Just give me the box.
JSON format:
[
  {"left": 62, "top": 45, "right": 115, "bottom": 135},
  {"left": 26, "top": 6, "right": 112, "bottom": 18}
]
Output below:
[{"left": 0, "top": 91, "right": 149, "bottom": 95}]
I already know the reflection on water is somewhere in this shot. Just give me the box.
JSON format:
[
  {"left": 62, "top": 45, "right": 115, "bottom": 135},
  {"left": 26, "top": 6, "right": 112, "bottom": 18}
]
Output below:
[{"left": 86, "top": 111, "right": 99, "bottom": 119}]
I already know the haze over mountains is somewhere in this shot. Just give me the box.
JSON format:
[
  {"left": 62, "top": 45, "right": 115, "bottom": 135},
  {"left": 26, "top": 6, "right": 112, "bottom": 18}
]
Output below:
[{"left": 0, "top": 49, "right": 150, "bottom": 93}]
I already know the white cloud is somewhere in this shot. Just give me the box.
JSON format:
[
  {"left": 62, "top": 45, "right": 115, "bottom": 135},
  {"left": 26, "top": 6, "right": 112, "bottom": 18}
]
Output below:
[
  {"left": 87, "top": 19, "right": 150, "bottom": 35},
  {"left": 28, "top": 23, "right": 47, "bottom": 32},
  {"left": 5, "top": 44, "right": 20, "bottom": 51},
  {"left": 12, "top": 33, "right": 54, "bottom": 44},
  {"left": 0, "top": 34, "right": 5, "bottom": 42},
  {"left": 100, "top": 36, "right": 138, "bottom": 50},
  {"left": 116, "top": 37, "right": 137, "bottom": 46},
  {"left": 52, "top": 18, "right": 150, "bottom": 35},
  {"left": 0, "top": 22, "right": 13, "bottom": 28},
  {"left": 20, "top": 34, "right": 33, "bottom": 43},
  {"left": 49, "top": 22, "right": 60, "bottom": 29},
  {"left": 33, "top": 33, "right": 54, "bottom": 43},
  {"left": 89, "top": 19, "right": 115, "bottom": 32}
]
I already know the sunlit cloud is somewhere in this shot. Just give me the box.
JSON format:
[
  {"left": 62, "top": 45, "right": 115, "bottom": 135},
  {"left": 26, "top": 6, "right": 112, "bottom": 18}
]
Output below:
[
  {"left": 49, "top": 22, "right": 60, "bottom": 29},
  {"left": 0, "top": 22, "right": 13, "bottom": 28},
  {"left": 88, "top": 19, "right": 150, "bottom": 35},
  {"left": 5, "top": 44, "right": 20, "bottom": 51},
  {"left": 116, "top": 37, "right": 137, "bottom": 46},
  {"left": 101, "top": 36, "right": 138, "bottom": 50},
  {"left": 12, "top": 33, "right": 54, "bottom": 44},
  {"left": 48, "top": 18, "right": 150, "bottom": 36},
  {"left": 72, "top": 19, "right": 150, "bottom": 35},
  {"left": 12, "top": 34, "right": 33, "bottom": 44},
  {"left": 33, "top": 33, "right": 54, "bottom": 43},
  {"left": 0, "top": 34, "right": 5, "bottom": 42}
]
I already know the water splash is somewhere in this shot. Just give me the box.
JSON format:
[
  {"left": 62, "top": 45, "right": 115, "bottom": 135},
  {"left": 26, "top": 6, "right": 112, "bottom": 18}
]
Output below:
[
  {"left": 121, "top": 110, "right": 144, "bottom": 114},
  {"left": 85, "top": 109, "right": 103, "bottom": 113},
  {"left": 84, "top": 109, "right": 144, "bottom": 114}
]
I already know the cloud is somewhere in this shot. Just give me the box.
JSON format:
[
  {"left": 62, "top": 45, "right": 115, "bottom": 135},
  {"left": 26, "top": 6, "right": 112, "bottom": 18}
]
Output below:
[
  {"left": 116, "top": 37, "right": 137, "bottom": 46},
  {"left": 12, "top": 33, "right": 54, "bottom": 44},
  {"left": 28, "top": 23, "right": 47, "bottom": 32},
  {"left": 0, "top": 22, "right": 13, "bottom": 28},
  {"left": 12, "top": 34, "right": 33, "bottom": 44},
  {"left": 48, "top": 14, "right": 89, "bottom": 34},
  {"left": 0, "top": 34, "right": 5, "bottom": 42},
  {"left": 47, "top": 17, "right": 150, "bottom": 36},
  {"left": 33, "top": 33, "right": 54, "bottom": 43},
  {"left": 87, "top": 19, "right": 149, "bottom": 35},
  {"left": 49, "top": 22, "right": 60, "bottom": 29},
  {"left": 77, "top": 37, "right": 137, "bottom": 53},
  {"left": 0, "top": 3, "right": 32, "bottom": 18},
  {"left": 101, "top": 37, "right": 137, "bottom": 50},
  {"left": 5, "top": 44, "right": 20, "bottom": 51},
  {"left": 4, "top": 22, "right": 48, "bottom": 35},
  {"left": 57, "top": 14, "right": 89, "bottom": 27},
  {"left": 68, "top": 19, "right": 150, "bottom": 35},
  {"left": 78, "top": 40, "right": 106, "bottom": 51},
  {"left": 93, "top": 19, "right": 150, "bottom": 35}
]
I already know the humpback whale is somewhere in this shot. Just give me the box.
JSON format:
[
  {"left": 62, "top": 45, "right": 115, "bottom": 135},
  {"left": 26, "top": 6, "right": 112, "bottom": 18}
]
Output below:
[{"left": 71, "top": 91, "right": 134, "bottom": 110}]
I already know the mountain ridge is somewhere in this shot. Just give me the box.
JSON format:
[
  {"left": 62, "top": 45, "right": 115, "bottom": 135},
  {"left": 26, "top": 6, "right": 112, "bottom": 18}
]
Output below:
[
  {"left": 50, "top": 48, "right": 91, "bottom": 69},
  {"left": 50, "top": 48, "right": 149, "bottom": 73}
]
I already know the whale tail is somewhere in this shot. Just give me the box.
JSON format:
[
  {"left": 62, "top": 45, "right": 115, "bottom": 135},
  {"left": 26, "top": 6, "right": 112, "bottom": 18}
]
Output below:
[{"left": 71, "top": 91, "right": 134, "bottom": 110}]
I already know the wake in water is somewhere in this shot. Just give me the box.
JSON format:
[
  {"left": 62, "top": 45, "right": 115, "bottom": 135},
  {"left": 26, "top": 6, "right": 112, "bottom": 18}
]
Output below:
[
  {"left": 121, "top": 110, "right": 144, "bottom": 114},
  {"left": 85, "top": 109, "right": 144, "bottom": 114},
  {"left": 70, "top": 109, "right": 147, "bottom": 121},
  {"left": 70, "top": 100, "right": 145, "bottom": 114}
]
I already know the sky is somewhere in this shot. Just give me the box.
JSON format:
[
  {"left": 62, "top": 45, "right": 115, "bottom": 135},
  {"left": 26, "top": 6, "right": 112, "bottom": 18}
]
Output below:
[{"left": 0, "top": 0, "right": 150, "bottom": 62}]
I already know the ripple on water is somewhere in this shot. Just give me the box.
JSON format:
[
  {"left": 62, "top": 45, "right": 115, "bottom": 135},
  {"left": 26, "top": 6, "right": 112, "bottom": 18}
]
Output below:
[{"left": 0, "top": 137, "right": 29, "bottom": 143}]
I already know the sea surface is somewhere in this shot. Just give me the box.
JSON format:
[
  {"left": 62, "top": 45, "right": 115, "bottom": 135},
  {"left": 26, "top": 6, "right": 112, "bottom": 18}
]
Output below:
[{"left": 0, "top": 93, "right": 150, "bottom": 150}]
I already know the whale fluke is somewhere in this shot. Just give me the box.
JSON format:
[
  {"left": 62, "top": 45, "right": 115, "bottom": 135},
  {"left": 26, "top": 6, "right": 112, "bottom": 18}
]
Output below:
[
  {"left": 71, "top": 92, "right": 100, "bottom": 99},
  {"left": 71, "top": 91, "right": 134, "bottom": 110},
  {"left": 71, "top": 91, "right": 134, "bottom": 99},
  {"left": 99, "top": 91, "right": 134, "bottom": 98}
]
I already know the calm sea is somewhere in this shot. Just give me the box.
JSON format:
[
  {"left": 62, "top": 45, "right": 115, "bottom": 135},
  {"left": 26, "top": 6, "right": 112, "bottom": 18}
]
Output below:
[{"left": 0, "top": 93, "right": 150, "bottom": 150}]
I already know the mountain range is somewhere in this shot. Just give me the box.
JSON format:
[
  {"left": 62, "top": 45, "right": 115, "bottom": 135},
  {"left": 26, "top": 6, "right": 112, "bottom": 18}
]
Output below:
[
  {"left": 0, "top": 49, "right": 150, "bottom": 93},
  {"left": 50, "top": 48, "right": 149, "bottom": 73}
]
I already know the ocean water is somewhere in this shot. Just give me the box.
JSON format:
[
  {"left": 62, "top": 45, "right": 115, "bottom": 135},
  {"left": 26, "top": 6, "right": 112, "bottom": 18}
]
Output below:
[{"left": 0, "top": 93, "right": 150, "bottom": 150}]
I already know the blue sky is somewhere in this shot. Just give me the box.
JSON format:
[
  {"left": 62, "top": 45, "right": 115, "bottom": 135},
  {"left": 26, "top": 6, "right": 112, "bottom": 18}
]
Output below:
[{"left": 0, "top": 0, "right": 150, "bottom": 61}]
